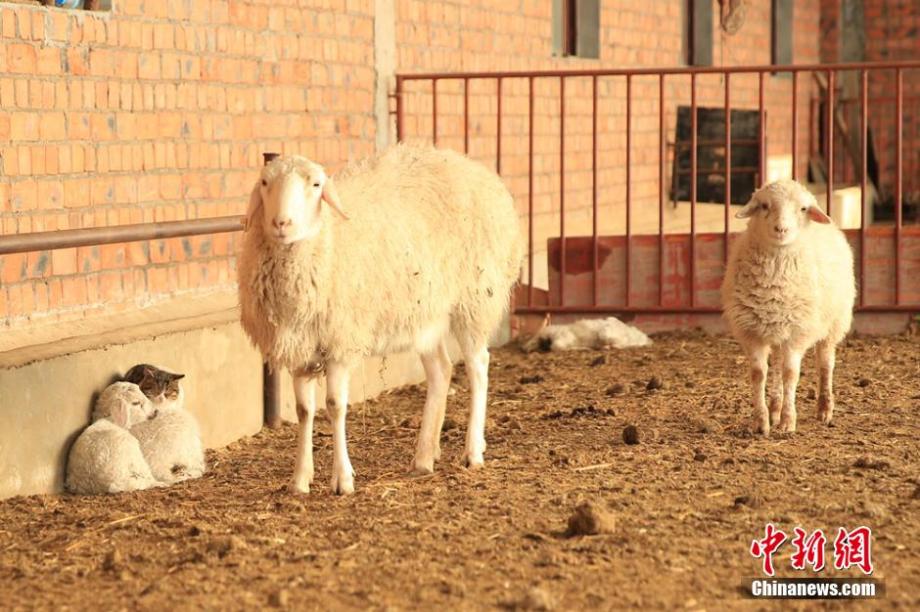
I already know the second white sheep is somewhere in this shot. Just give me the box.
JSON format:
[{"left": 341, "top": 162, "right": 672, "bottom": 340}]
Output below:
[{"left": 721, "top": 179, "right": 855, "bottom": 436}]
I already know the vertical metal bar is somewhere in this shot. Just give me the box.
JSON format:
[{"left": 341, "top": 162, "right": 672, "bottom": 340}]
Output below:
[
  {"left": 758, "top": 71, "right": 766, "bottom": 186},
  {"left": 808, "top": 98, "right": 814, "bottom": 161},
  {"left": 559, "top": 76, "right": 566, "bottom": 306},
  {"left": 658, "top": 73, "right": 665, "bottom": 307},
  {"left": 432, "top": 79, "right": 438, "bottom": 146},
  {"left": 262, "top": 151, "right": 282, "bottom": 430},
  {"left": 826, "top": 70, "right": 835, "bottom": 217},
  {"left": 496, "top": 77, "right": 503, "bottom": 174},
  {"left": 895, "top": 67, "right": 903, "bottom": 305},
  {"left": 592, "top": 75, "right": 599, "bottom": 307},
  {"left": 859, "top": 69, "right": 868, "bottom": 308},
  {"left": 528, "top": 77, "right": 534, "bottom": 307},
  {"left": 724, "top": 73, "right": 731, "bottom": 266},
  {"left": 791, "top": 72, "right": 798, "bottom": 180},
  {"left": 690, "top": 72, "right": 697, "bottom": 307},
  {"left": 625, "top": 74, "right": 632, "bottom": 307},
  {"left": 463, "top": 77, "right": 469, "bottom": 154},
  {"left": 395, "top": 76, "right": 404, "bottom": 142}
]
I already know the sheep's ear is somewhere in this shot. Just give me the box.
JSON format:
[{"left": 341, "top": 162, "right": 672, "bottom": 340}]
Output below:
[
  {"left": 108, "top": 403, "right": 130, "bottom": 428},
  {"left": 321, "top": 178, "right": 349, "bottom": 221},
  {"left": 244, "top": 182, "right": 263, "bottom": 231},
  {"left": 735, "top": 196, "right": 761, "bottom": 219},
  {"left": 807, "top": 205, "right": 832, "bottom": 224}
]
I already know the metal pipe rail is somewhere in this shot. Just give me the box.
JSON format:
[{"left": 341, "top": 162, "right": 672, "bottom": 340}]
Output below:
[
  {"left": 0, "top": 153, "right": 282, "bottom": 429},
  {"left": 0, "top": 216, "right": 244, "bottom": 256}
]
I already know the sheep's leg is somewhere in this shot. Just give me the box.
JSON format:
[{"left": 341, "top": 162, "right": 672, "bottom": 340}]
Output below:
[
  {"left": 777, "top": 346, "right": 803, "bottom": 433},
  {"left": 768, "top": 349, "right": 784, "bottom": 426},
  {"left": 460, "top": 339, "right": 489, "bottom": 468},
  {"left": 432, "top": 340, "right": 452, "bottom": 461},
  {"left": 747, "top": 343, "right": 771, "bottom": 436},
  {"left": 289, "top": 375, "right": 316, "bottom": 494},
  {"left": 412, "top": 342, "right": 452, "bottom": 474},
  {"left": 815, "top": 339, "right": 836, "bottom": 425},
  {"left": 325, "top": 362, "right": 355, "bottom": 495}
]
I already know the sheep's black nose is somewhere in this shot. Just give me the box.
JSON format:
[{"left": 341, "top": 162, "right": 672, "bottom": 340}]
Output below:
[{"left": 272, "top": 216, "right": 292, "bottom": 229}]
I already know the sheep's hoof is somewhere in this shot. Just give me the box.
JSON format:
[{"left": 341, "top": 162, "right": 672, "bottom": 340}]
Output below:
[
  {"left": 462, "top": 453, "right": 484, "bottom": 470},
  {"left": 288, "top": 481, "right": 311, "bottom": 496},
  {"left": 776, "top": 417, "right": 797, "bottom": 434},
  {"left": 330, "top": 470, "right": 355, "bottom": 496},
  {"left": 768, "top": 399, "right": 782, "bottom": 426},
  {"left": 751, "top": 420, "right": 770, "bottom": 437},
  {"left": 409, "top": 460, "right": 434, "bottom": 477},
  {"left": 817, "top": 396, "right": 834, "bottom": 425}
]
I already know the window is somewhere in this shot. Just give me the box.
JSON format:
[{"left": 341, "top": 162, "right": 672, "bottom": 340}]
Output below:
[
  {"left": 671, "top": 106, "right": 763, "bottom": 205},
  {"left": 40, "top": 0, "right": 110, "bottom": 10},
  {"left": 685, "top": 0, "right": 713, "bottom": 66},
  {"left": 771, "top": 0, "right": 794, "bottom": 66},
  {"left": 552, "top": 0, "right": 599, "bottom": 59}
]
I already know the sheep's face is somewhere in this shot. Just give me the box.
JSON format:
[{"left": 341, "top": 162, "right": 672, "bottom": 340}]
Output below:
[
  {"left": 248, "top": 156, "right": 348, "bottom": 245},
  {"left": 94, "top": 382, "right": 155, "bottom": 429},
  {"left": 736, "top": 179, "right": 831, "bottom": 246}
]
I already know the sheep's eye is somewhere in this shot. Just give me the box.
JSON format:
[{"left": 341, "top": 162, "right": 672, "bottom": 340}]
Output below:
[
  {"left": 760, "top": 203, "right": 769, "bottom": 211},
  {"left": 801, "top": 206, "right": 807, "bottom": 212},
  {"left": 132, "top": 400, "right": 142, "bottom": 407},
  {"left": 260, "top": 179, "right": 267, "bottom": 187},
  {"left": 313, "top": 182, "right": 320, "bottom": 188}
]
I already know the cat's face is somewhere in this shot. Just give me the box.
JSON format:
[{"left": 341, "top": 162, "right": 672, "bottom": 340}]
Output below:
[{"left": 124, "top": 364, "right": 185, "bottom": 406}]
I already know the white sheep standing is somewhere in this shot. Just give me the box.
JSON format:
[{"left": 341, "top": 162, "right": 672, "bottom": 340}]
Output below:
[
  {"left": 238, "top": 144, "right": 524, "bottom": 495},
  {"left": 65, "top": 382, "right": 161, "bottom": 495},
  {"left": 721, "top": 179, "right": 855, "bottom": 436},
  {"left": 522, "top": 316, "right": 652, "bottom": 352},
  {"left": 124, "top": 364, "right": 206, "bottom": 484}
]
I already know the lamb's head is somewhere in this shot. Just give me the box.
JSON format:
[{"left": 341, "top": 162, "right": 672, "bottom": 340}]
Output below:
[
  {"left": 247, "top": 155, "right": 348, "bottom": 244},
  {"left": 92, "top": 382, "right": 154, "bottom": 428},
  {"left": 735, "top": 179, "right": 831, "bottom": 246}
]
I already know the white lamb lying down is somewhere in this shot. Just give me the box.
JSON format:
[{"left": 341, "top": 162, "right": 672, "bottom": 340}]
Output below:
[
  {"left": 130, "top": 407, "right": 205, "bottom": 484},
  {"left": 125, "top": 364, "right": 206, "bottom": 484},
  {"left": 523, "top": 317, "right": 652, "bottom": 352},
  {"left": 65, "top": 382, "right": 162, "bottom": 495}
]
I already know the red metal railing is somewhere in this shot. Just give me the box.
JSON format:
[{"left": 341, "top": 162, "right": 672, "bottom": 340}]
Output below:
[{"left": 394, "top": 61, "right": 920, "bottom": 316}]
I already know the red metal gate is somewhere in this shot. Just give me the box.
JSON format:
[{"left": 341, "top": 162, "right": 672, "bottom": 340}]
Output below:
[{"left": 394, "top": 61, "right": 920, "bottom": 317}]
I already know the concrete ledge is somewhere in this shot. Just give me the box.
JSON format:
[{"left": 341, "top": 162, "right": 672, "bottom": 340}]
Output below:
[{"left": 0, "top": 292, "right": 240, "bottom": 369}]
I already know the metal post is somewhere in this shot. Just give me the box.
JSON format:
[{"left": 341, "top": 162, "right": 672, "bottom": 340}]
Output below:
[{"left": 261, "top": 152, "right": 283, "bottom": 430}]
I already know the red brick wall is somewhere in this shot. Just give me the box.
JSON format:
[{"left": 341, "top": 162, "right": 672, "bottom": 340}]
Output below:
[
  {"left": 547, "top": 228, "right": 920, "bottom": 310},
  {"left": 820, "top": 0, "right": 919, "bottom": 199},
  {"left": 396, "top": 0, "right": 820, "bottom": 288},
  {"left": 0, "top": 0, "right": 376, "bottom": 326},
  {"left": 1, "top": 0, "right": 826, "bottom": 326},
  {"left": 863, "top": 0, "right": 919, "bottom": 199}
]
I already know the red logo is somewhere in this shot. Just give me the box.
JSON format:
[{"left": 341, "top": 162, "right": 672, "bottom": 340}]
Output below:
[
  {"left": 750, "top": 523, "right": 788, "bottom": 576},
  {"left": 750, "top": 524, "right": 874, "bottom": 576},
  {"left": 833, "top": 526, "right": 874, "bottom": 575},
  {"left": 791, "top": 527, "right": 827, "bottom": 572}
]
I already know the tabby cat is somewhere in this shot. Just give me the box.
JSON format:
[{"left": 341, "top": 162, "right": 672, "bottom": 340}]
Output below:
[{"left": 123, "top": 364, "right": 185, "bottom": 412}]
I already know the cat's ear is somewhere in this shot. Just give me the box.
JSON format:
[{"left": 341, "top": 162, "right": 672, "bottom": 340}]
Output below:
[
  {"left": 169, "top": 372, "right": 185, "bottom": 381},
  {"left": 123, "top": 364, "right": 147, "bottom": 384}
]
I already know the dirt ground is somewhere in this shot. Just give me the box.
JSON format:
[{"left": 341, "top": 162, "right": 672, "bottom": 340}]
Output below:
[{"left": 1, "top": 331, "right": 918, "bottom": 610}]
